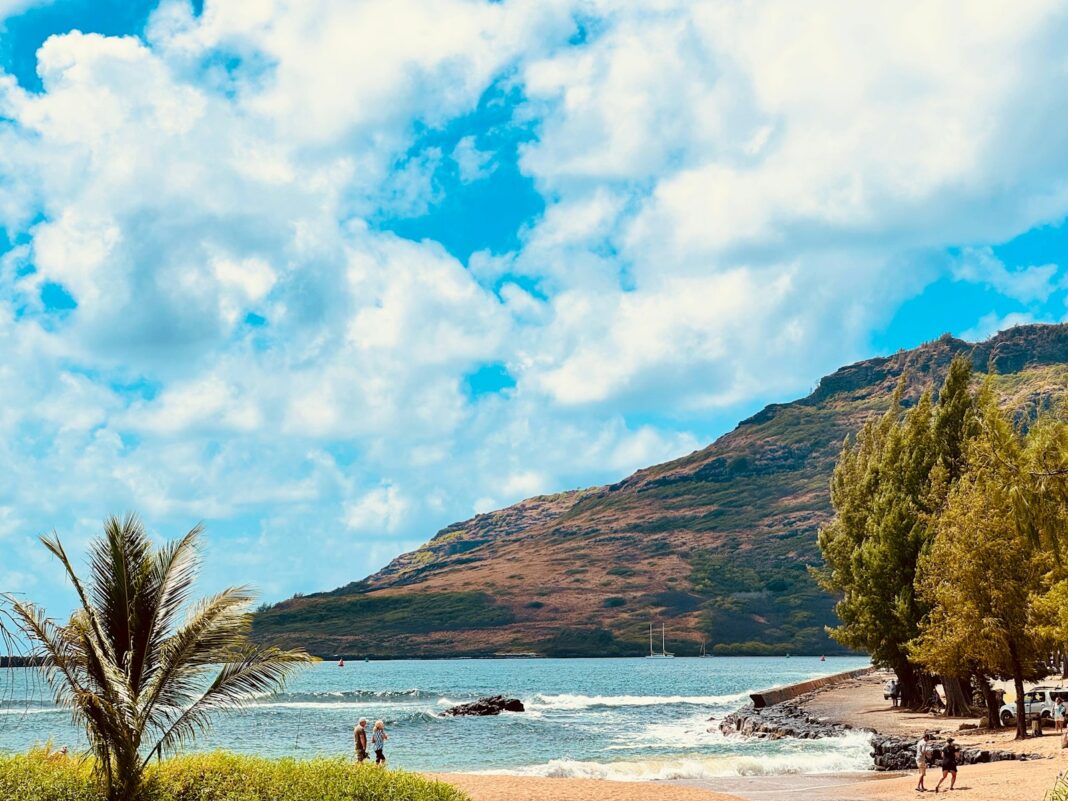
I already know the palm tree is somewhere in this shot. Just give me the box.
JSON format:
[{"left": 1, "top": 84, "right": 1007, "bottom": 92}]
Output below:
[{"left": 4, "top": 514, "right": 310, "bottom": 800}]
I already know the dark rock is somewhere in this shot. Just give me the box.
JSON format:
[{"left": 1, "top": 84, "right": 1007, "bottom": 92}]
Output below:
[
  {"left": 442, "top": 695, "right": 525, "bottom": 717},
  {"left": 869, "top": 734, "right": 1041, "bottom": 772},
  {"left": 718, "top": 696, "right": 1042, "bottom": 774},
  {"left": 716, "top": 701, "right": 863, "bottom": 740}
]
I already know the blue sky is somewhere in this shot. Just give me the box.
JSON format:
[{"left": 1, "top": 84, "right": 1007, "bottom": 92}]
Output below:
[{"left": 2, "top": 0, "right": 1068, "bottom": 614}]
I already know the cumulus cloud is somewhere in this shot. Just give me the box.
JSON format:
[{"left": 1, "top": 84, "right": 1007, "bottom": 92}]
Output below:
[
  {"left": 3, "top": 0, "right": 1068, "bottom": 613},
  {"left": 952, "top": 247, "right": 1060, "bottom": 303}
]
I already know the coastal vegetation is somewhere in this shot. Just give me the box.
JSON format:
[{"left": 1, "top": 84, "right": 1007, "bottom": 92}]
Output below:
[
  {"left": 0, "top": 750, "right": 467, "bottom": 801},
  {"left": 2, "top": 515, "right": 311, "bottom": 800},
  {"left": 817, "top": 355, "right": 1068, "bottom": 738}
]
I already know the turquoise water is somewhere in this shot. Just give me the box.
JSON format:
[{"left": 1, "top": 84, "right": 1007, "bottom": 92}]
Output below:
[{"left": 0, "top": 657, "right": 873, "bottom": 779}]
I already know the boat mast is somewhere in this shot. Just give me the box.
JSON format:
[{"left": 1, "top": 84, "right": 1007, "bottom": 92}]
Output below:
[
  {"left": 661, "top": 623, "right": 666, "bottom": 655},
  {"left": 649, "top": 622, "right": 654, "bottom": 656}
]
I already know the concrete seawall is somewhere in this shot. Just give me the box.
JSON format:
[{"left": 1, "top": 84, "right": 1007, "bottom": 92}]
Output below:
[{"left": 749, "top": 665, "right": 876, "bottom": 708}]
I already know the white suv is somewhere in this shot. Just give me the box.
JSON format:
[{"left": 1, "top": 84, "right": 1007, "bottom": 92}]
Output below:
[{"left": 999, "top": 687, "right": 1068, "bottom": 726}]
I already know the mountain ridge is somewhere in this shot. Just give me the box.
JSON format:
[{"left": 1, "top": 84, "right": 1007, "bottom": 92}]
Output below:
[{"left": 253, "top": 324, "right": 1068, "bottom": 658}]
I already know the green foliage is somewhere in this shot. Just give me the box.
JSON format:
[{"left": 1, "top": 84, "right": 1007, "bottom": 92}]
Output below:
[
  {"left": 3, "top": 515, "right": 310, "bottom": 801},
  {"left": 0, "top": 751, "right": 467, "bottom": 801},
  {"left": 815, "top": 356, "right": 979, "bottom": 695},
  {"left": 603, "top": 597, "right": 626, "bottom": 608},
  {"left": 542, "top": 627, "right": 639, "bottom": 657},
  {"left": 911, "top": 388, "right": 1062, "bottom": 735},
  {"left": 254, "top": 592, "right": 514, "bottom": 637},
  {"left": 910, "top": 418, "right": 1049, "bottom": 683}
]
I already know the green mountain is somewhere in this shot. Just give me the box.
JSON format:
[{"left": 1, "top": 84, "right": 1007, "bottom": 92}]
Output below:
[{"left": 253, "top": 324, "right": 1068, "bottom": 658}]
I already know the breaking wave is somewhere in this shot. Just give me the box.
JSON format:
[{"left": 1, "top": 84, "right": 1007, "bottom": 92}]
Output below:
[
  {"left": 525, "top": 692, "right": 750, "bottom": 711},
  {"left": 494, "top": 733, "right": 874, "bottom": 780}
]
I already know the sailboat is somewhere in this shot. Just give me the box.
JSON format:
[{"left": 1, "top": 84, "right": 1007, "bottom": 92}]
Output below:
[
  {"left": 647, "top": 623, "right": 674, "bottom": 658},
  {"left": 700, "top": 641, "right": 714, "bottom": 658}
]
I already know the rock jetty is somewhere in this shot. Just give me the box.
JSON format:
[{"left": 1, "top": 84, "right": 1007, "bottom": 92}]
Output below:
[{"left": 442, "top": 695, "right": 525, "bottom": 716}]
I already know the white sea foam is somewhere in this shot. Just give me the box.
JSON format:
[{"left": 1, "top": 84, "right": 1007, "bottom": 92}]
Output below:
[
  {"left": 0, "top": 707, "right": 63, "bottom": 716},
  {"left": 492, "top": 733, "right": 874, "bottom": 781},
  {"left": 525, "top": 692, "right": 750, "bottom": 711}
]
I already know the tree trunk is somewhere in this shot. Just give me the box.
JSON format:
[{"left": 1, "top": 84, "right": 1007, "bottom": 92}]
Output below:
[
  {"left": 1061, "top": 647, "right": 1067, "bottom": 680},
  {"left": 893, "top": 658, "right": 923, "bottom": 708},
  {"left": 916, "top": 672, "right": 938, "bottom": 711},
  {"left": 978, "top": 673, "right": 1001, "bottom": 729},
  {"left": 1009, "top": 641, "right": 1028, "bottom": 740},
  {"left": 942, "top": 675, "right": 975, "bottom": 717}
]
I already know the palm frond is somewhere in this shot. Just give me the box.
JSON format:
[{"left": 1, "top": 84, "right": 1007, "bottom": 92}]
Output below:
[
  {"left": 128, "top": 524, "right": 202, "bottom": 695},
  {"left": 39, "top": 531, "right": 119, "bottom": 670},
  {"left": 146, "top": 645, "right": 308, "bottom": 764},
  {"left": 88, "top": 514, "right": 149, "bottom": 674},
  {"left": 137, "top": 587, "right": 257, "bottom": 732},
  {"left": 18, "top": 516, "right": 309, "bottom": 800}
]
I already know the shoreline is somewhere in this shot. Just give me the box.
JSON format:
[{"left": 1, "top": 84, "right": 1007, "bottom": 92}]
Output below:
[{"left": 434, "top": 670, "right": 1068, "bottom": 801}]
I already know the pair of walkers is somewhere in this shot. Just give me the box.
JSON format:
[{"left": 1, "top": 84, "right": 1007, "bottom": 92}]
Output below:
[
  {"left": 353, "top": 718, "right": 389, "bottom": 765},
  {"left": 915, "top": 732, "right": 959, "bottom": 793}
]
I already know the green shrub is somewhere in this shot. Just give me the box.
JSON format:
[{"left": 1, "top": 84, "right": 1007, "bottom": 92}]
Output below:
[
  {"left": 0, "top": 751, "right": 468, "bottom": 801},
  {"left": 603, "top": 597, "right": 626, "bottom": 608}
]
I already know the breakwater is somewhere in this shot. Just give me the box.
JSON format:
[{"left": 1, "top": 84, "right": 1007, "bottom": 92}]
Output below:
[{"left": 748, "top": 665, "right": 875, "bottom": 708}]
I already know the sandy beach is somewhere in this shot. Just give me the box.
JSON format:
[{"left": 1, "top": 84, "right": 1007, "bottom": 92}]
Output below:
[
  {"left": 435, "top": 670, "right": 1068, "bottom": 801},
  {"left": 431, "top": 774, "right": 742, "bottom": 801}
]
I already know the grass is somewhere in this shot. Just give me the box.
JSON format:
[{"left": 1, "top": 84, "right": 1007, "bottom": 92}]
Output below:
[{"left": 0, "top": 750, "right": 468, "bottom": 801}]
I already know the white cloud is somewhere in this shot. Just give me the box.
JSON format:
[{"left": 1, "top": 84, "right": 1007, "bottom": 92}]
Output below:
[
  {"left": 952, "top": 247, "right": 1059, "bottom": 303},
  {"left": 960, "top": 311, "right": 1040, "bottom": 343},
  {"left": 345, "top": 485, "right": 410, "bottom": 533},
  {"left": 4, "top": 0, "right": 1068, "bottom": 617},
  {"left": 452, "top": 135, "right": 496, "bottom": 183}
]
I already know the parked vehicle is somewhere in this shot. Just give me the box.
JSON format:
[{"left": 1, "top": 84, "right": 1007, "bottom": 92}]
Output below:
[{"left": 998, "top": 686, "right": 1068, "bottom": 726}]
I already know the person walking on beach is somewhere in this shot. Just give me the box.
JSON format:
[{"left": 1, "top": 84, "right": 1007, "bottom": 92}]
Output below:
[
  {"left": 354, "top": 718, "right": 369, "bottom": 763},
  {"left": 371, "top": 719, "right": 389, "bottom": 766},
  {"left": 915, "top": 732, "right": 931, "bottom": 792},
  {"left": 934, "top": 737, "right": 958, "bottom": 793}
]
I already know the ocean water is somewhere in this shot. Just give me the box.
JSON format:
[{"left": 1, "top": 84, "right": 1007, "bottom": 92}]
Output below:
[{"left": 0, "top": 656, "right": 873, "bottom": 780}]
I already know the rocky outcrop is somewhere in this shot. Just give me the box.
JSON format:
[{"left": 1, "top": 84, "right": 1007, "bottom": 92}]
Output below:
[
  {"left": 442, "top": 695, "right": 525, "bottom": 717},
  {"left": 717, "top": 701, "right": 862, "bottom": 740},
  {"left": 871, "top": 735, "right": 1042, "bottom": 771},
  {"left": 719, "top": 704, "right": 1045, "bottom": 771}
]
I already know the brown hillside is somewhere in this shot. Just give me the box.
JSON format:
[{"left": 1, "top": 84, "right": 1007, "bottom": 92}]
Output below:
[{"left": 254, "top": 324, "right": 1068, "bottom": 658}]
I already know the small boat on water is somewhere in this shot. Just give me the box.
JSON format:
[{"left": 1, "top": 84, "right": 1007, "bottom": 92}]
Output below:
[
  {"left": 700, "top": 641, "right": 714, "bottom": 658},
  {"left": 647, "top": 623, "right": 674, "bottom": 658}
]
